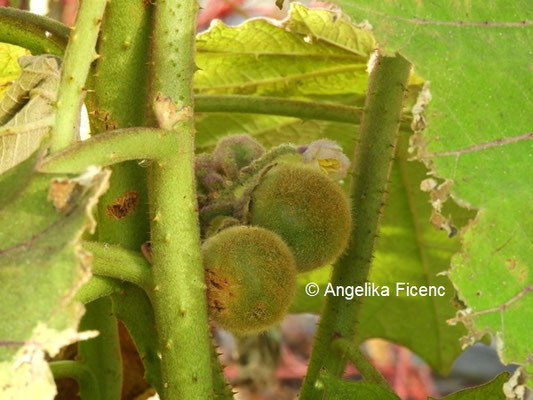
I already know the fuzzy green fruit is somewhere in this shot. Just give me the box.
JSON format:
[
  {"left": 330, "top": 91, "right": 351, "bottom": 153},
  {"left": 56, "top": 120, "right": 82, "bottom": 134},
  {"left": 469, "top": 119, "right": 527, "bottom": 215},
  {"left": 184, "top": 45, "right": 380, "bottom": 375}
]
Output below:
[
  {"left": 203, "top": 226, "right": 296, "bottom": 334},
  {"left": 250, "top": 163, "right": 351, "bottom": 272}
]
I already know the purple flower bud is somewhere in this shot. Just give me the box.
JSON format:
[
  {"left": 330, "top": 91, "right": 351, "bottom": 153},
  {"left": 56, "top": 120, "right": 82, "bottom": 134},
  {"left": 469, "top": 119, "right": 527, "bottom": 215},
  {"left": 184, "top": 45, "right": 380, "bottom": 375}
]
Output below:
[
  {"left": 297, "top": 145, "right": 308, "bottom": 154},
  {"left": 195, "top": 153, "right": 217, "bottom": 194},
  {"left": 202, "top": 172, "right": 226, "bottom": 192}
]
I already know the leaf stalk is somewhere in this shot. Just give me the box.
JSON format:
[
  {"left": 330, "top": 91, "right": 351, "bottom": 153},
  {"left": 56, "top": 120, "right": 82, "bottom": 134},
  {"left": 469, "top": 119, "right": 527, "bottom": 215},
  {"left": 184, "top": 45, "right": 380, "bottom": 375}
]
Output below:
[
  {"left": 82, "top": 241, "right": 152, "bottom": 296},
  {"left": 39, "top": 128, "right": 175, "bottom": 174},
  {"left": 195, "top": 94, "right": 362, "bottom": 124},
  {"left": 74, "top": 276, "right": 122, "bottom": 305},
  {"left": 50, "top": 0, "right": 107, "bottom": 152},
  {"left": 0, "top": 7, "right": 68, "bottom": 55},
  {"left": 331, "top": 338, "right": 391, "bottom": 391},
  {"left": 300, "top": 53, "right": 411, "bottom": 399},
  {"left": 49, "top": 360, "right": 101, "bottom": 400}
]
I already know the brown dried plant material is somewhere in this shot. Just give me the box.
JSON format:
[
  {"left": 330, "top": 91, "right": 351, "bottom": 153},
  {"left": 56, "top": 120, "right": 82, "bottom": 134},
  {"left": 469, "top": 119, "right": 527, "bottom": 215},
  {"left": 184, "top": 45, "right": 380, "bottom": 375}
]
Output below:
[
  {"left": 119, "top": 323, "right": 151, "bottom": 400},
  {"left": 106, "top": 190, "right": 139, "bottom": 220},
  {"left": 48, "top": 179, "right": 80, "bottom": 213}
]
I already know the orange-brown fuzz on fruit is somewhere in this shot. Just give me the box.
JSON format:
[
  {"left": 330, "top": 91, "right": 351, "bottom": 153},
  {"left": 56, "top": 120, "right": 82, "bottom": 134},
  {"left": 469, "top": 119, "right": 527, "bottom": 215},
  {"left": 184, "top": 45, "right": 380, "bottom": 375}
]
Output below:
[
  {"left": 250, "top": 163, "right": 352, "bottom": 272},
  {"left": 203, "top": 226, "right": 296, "bottom": 334}
]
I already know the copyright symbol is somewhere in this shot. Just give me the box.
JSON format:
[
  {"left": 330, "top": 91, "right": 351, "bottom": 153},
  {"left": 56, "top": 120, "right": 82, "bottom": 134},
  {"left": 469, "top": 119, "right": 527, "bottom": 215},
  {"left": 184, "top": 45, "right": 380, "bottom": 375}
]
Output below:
[{"left": 305, "top": 282, "right": 319, "bottom": 297}]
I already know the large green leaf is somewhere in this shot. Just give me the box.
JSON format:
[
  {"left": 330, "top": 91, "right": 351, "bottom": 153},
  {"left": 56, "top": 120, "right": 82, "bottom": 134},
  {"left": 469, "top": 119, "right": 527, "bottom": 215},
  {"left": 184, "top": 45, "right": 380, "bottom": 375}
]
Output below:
[
  {"left": 321, "top": 372, "right": 399, "bottom": 400},
  {"left": 430, "top": 372, "right": 509, "bottom": 400},
  {"left": 194, "top": 3, "right": 372, "bottom": 150},
  {"left": 0, "top": 154, "right": 109, "bottom": 398},
  {"left": 356, "top": 133, "right": 473, "bottom": 374},
  {"left": 337, "top": 0, "right": 533, "bottom": 383},
  {"left": 289, "top": 132, "right": 473, "bottom": 374},
  {"left": 195, "top": 3, "right": 373, "bottom": 98},
  {"left": 284, "top": 4, "right": 375, "bottom": 58}
]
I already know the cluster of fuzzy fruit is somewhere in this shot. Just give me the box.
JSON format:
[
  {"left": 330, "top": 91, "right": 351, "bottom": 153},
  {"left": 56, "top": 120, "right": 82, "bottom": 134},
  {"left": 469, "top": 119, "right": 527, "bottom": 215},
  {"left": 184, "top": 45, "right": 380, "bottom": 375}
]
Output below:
[{"left": 196, "top": 135, "right": 352, "bottom": 334}]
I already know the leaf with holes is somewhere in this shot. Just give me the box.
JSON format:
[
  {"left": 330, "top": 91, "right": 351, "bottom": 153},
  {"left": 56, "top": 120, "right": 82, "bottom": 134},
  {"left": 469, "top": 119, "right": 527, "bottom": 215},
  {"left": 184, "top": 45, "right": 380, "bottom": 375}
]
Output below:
[
  {"left": 429, "top": 371, "right": 509, "bottom": 399},
  {"left": 0, "top": 151, "right": 109, "bottom": 398},
  {"left": 355, "top": 132, "right": 475, "bottom": 374},
  {"left": 337, "top": 0, "right": 533, "bottom": 384}
]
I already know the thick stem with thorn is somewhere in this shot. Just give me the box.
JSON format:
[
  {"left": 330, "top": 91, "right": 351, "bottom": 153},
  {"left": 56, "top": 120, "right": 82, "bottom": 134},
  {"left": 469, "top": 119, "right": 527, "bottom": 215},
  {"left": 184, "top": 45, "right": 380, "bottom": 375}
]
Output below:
[
  {"left": 147, "top": 0, "right": 213, "bottom": 398},
  {"left": 50, "top": 0, "right": 107, "bottom": 152},
  {"left": 300, "top": 53, "right": 411, "bottom": 399}
]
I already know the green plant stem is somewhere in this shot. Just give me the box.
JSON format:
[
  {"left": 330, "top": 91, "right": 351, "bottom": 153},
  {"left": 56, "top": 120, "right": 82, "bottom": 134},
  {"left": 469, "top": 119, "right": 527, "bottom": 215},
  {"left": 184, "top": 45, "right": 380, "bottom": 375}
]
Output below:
[
  {"left": 84, "top": 0, "right": 153, "bottom": 251},
  {"left": 39, "top": 128, "right": 174, "bottom": 173},
  {"left": 79, "top": 297, "right": 122, "bottom": 400},
  {"left": 148, "top": 0, "right": 213, "bottom": 398},
  {"left": 82, "top": 241, "right": 152, "bottom": 295},
  {"left": 300, "top": 53, "right": 411, "bottom": 399},
  {"left": 0, "top": 8, "right": 68, "bottom": 55},
  {"left": 49, "top": 360, "right": 101, "bottom": 400},
  {"left": 75, "top": 275, "right": 122, "bottom": 304},
  {"left": 78, "top": 250, "right": 233, "bottom": 397},
  {"left": 50, "top": 0, "right": 107, "bottom": 152},
  {"left": 195, "top": 94, "right": 362, "bottom": 124},
  {"left": 331, "top": 338, "right": 391, "bottom": 391},
  {"left": 80, "top": 3, "right": 154, "bottom": 400}
]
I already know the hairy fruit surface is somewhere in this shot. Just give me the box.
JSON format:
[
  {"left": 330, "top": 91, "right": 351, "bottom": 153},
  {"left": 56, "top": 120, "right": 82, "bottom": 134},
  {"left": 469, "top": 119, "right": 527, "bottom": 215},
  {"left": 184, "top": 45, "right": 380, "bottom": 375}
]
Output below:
[
  {"left": 250, "top": 164, "right": 351, "bottom": 272},
  {"left": 213, "top": 134, "right": 265, "bottom": 180},
  {"left": 203, "top": 226, "right": 296, "bottom": 334}
]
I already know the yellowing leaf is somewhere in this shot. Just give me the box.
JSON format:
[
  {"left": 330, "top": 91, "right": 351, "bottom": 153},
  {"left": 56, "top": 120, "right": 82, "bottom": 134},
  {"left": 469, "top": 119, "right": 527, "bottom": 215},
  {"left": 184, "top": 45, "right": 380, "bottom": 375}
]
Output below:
[
  {"left": 195, "top": 4, "right": 372, "bottom": 98},
  {"left": 0, "top": 156, "right": 109, "bottom": 398},
  {"left": 0, "top": 43, "right": 28, "bottom": 100}
]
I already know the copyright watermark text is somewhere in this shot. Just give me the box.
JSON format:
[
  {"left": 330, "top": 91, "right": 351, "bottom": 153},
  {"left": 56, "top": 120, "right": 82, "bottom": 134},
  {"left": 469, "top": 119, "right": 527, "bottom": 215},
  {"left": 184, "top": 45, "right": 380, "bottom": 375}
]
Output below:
[
  {"left": 305, "top": 282, "right": 320, "bottom": 296},
  {"left": 304, "top": 282, "right": 446, "bottom": 299}
]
